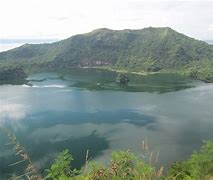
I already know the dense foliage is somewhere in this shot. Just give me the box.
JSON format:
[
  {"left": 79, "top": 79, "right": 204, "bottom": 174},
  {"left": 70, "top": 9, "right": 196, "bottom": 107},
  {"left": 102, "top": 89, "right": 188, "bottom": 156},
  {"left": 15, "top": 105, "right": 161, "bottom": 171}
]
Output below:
[
  {"left": 181, "top": 60, "right": 213, "bottom": 82},
  {"left": 45, "top": 150, "right": 79, "bottom": 179},
  {"left": 0, "top": 67, "right": 27, "bottom": 84},
  {"left": 45, "top": 141, "right": 213, "bottom": 180},
  {"left": 0, "top": 27, "right": 213, "bottom": 82},
  {"left": 45, "top": 150, "right": 160, "bottom": 180},
  {"left": 166, "top": 140, "right": 213, "bottom": 180}
]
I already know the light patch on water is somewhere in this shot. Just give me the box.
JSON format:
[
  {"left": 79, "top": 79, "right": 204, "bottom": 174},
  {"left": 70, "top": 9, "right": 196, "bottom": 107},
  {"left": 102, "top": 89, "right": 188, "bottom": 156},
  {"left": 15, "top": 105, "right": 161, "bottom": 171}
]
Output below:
[
  {"left": 0, "top": 104, "right": 28, "bottom": 124},
  {"left": 22, "top": 84, "right": 31, "bottom": 88},
  {"left": 0, "top": 85, "right": 31, "bottom": 127},
  {"left": 134, "top": 105, "right": 157, "bottom": 114},
  {"left": 22, "top": 84, "right": 66, "bottom": 88},
  {"left": 56, "top": 89, "right": 73, "bottom": 93},
  {"left": 122, "top": 119, "right": 131, "bottom": 122},
  {"left": 184, "top": 83, "right": 213, "bottom": 93}
]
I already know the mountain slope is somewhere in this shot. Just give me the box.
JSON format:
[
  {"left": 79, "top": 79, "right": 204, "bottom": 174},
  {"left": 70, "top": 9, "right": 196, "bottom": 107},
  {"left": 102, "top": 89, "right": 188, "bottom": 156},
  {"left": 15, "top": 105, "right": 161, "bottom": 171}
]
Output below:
[{"left": 0, "top": 27, "right": 213, "bottom": 81}]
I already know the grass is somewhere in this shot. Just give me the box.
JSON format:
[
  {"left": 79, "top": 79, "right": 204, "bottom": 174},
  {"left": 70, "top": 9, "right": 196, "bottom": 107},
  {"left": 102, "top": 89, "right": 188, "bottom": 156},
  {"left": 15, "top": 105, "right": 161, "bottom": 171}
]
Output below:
[{"left": 0, "top": 127, "right": 42, "bottom": 180}]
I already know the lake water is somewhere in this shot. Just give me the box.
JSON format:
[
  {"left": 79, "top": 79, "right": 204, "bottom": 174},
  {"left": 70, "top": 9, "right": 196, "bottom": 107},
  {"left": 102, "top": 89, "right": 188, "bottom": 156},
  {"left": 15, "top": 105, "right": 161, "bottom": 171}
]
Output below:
[{"left": 0, "top": 69, "right": 213, "bottom": 178}]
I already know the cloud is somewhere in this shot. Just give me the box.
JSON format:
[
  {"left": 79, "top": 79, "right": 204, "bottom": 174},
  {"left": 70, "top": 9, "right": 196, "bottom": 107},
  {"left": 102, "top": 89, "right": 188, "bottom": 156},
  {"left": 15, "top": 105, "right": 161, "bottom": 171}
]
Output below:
[
  {"left": 0, "top": 0, "right": 213, "bottom": 40},
  {"left": 49, "top": 16, "right": 70, "bottom": 21},
  {"left": 208, "top": 24, "right": 213, "bottom": 31}
]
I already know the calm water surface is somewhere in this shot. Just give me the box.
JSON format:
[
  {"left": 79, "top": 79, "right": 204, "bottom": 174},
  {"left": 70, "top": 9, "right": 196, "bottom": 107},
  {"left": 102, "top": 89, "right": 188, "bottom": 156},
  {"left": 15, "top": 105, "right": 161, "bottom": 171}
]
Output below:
[{"left": 0, "top": 69, "right": 213, "bottom": 178}]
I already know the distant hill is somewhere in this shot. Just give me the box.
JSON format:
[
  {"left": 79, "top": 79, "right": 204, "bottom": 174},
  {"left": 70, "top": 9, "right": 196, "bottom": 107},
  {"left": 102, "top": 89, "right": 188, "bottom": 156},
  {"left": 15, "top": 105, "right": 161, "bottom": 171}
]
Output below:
[{"left": 0, "top": 27, "right": 213, "bottom": 82}]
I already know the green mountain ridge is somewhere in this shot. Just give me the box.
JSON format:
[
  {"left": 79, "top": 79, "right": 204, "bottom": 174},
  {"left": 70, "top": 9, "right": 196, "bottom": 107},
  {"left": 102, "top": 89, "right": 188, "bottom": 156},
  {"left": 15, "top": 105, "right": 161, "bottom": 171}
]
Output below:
[{"left": 0, "top": 27, "right": 213, "bottom": 82}]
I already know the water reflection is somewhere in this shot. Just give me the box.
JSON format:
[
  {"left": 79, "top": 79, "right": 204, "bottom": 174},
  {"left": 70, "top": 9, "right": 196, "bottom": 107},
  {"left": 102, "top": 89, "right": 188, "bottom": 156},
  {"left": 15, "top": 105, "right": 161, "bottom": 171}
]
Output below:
[
  {"left": 0, "top": 129, "right": 109, "bottom": 177},
  {"left": 20, "top": 110, "right": 156, "bottom": 128},
  {"left": 28, "top": 130, "right": 109, "bottom": 171},
  {"left": 0, "top": 71, "right": 213, "bottom": 178}
]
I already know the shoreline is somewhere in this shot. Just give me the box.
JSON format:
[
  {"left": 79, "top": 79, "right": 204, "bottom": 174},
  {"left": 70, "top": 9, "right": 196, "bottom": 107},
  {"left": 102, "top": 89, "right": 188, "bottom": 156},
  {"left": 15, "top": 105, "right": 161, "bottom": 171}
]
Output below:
[{"left": 81, "top": 66, "right": 158, "bottom": 76}]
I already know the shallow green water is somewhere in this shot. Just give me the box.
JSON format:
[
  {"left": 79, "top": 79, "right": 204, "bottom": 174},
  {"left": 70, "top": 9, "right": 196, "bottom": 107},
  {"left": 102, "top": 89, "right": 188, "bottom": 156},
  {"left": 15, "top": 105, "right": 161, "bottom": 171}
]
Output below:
[{"left": 0, "top": 69, "right": 212, "bottom": 178}]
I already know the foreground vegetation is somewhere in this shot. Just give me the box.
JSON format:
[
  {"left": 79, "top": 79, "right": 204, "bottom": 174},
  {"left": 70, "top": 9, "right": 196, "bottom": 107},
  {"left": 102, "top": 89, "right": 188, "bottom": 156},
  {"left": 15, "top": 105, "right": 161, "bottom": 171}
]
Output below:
[
  {"left": 1, "top": 127, "right": 213, "bottom": 179},
  {"left": 45, "top": 141, "right": 213, "bottom": 180},
  {"left": 46, "top": 150, "right": 162, "bottom": 180},
  {"left": 167, "top": 140, "right": 213, "bottom": 180}
]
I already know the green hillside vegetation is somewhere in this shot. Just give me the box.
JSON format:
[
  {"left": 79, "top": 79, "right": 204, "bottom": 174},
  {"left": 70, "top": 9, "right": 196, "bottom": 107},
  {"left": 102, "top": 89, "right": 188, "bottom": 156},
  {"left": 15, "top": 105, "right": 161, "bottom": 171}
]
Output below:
[
  {"left": 0, "top": 27, "right": 213, "bottom": 82},
  {"left": 181, "top": 60, "right": 213, "bottom": 82},
  {"left": 0, "top": 67, "right": 27, "bottom": 84}
]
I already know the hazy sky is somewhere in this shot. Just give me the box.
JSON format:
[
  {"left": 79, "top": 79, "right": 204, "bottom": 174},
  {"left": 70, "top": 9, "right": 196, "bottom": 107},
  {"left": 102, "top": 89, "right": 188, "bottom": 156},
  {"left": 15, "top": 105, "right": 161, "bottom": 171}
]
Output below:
[{"left": 0, "top": 0, "right": 213, "bottom": 40}]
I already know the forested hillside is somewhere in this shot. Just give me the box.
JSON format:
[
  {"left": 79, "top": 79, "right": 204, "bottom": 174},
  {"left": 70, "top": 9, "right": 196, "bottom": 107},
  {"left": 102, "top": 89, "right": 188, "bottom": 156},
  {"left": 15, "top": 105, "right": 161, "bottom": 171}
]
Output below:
[{"left": 0, "top": 27, "right": 213, "bottom": 82}]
